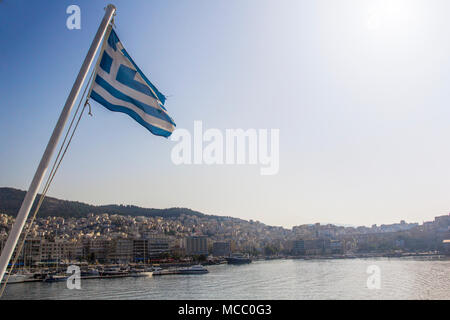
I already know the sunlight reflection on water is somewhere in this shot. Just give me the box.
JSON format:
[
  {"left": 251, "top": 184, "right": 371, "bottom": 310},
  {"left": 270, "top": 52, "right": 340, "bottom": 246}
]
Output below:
[{"left": 3, "top": 258, "right": 449, "bottom": 300}]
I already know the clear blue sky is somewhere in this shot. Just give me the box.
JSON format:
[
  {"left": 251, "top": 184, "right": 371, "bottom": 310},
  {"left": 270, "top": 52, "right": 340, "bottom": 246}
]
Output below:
[{"left": 0, "top": 0, "right": 449, "bottom": 228}]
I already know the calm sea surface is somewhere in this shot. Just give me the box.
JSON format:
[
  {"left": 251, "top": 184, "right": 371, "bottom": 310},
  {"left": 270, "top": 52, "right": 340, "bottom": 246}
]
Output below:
[{"left": 2, "top": 258, "right": 449, "bottom": 300}]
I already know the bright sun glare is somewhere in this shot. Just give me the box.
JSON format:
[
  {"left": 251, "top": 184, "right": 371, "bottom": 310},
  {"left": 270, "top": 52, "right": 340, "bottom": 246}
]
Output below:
[{"left": 366, "top": 0, "right": 417, "bottom": 32}]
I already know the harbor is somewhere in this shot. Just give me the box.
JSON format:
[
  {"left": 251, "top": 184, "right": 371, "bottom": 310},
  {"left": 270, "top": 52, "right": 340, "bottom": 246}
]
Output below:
[
  {"left": 4, "top": 251, "right": 449, "bottom": 286},
  {"left": 1, "top": 258, "right": 449, "bottom": 300},
  {"left": 1, "top": 260, "right": 226, "bottom": 285},
  {"left": 1, "top": 264, "right": 205, "bottom": 285}
]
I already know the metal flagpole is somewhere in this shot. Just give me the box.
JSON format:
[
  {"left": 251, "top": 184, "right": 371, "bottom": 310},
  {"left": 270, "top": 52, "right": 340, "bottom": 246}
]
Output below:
[{"left": 0, "top": 4, "right": 116, "bottom": 285}]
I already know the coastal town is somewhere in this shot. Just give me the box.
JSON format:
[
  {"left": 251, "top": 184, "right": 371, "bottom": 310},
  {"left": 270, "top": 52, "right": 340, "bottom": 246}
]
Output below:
[{"left": 1, "top": 211, "right": 449, "bottom": 267}]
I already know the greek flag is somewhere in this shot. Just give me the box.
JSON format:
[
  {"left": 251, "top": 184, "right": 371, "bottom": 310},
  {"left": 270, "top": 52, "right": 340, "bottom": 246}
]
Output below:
[{"left": 90, "top": 29, "right": 175, "bottom": 137}]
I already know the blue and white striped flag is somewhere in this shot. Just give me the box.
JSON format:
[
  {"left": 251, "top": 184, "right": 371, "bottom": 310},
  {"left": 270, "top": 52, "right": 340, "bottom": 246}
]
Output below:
[{"left": 90, "top": 29, "right": 175, "bottom": 137}]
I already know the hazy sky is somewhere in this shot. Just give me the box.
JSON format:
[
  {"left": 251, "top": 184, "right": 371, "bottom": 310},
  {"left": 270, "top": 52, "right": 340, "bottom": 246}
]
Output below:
[{"left": 0, "top": 0, "right": 449, "bottom": 228}]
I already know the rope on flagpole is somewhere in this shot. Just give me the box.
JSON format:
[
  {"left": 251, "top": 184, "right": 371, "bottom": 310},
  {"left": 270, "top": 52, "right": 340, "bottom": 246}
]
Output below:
[
  {"left": 1, "top": 21, "right": 114, "bottom": 296},
  {"left": 0, "top": 67, "right": 96, "bottom": 298},
  {"left": 0, "top": 4, "right": 116, "bottom": 296}
]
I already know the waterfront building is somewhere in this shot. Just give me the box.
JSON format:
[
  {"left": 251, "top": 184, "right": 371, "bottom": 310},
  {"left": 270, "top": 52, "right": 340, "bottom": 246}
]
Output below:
[
  {"left": 89, "top": 239, "right": 110, "bottom": 263},
  {"left": 330, "top": 240, "right": 344, "bottom": 254},
  {"left": 442, "top": 240, "right": 450, "bottom": 255},
  {"left": 22, "top": 239, "right": 42, "bottom": 265},
  {"left": 212, "top": 241, "right": 231, "bottom": 257},
  {"left": 434, "top": 214, "right": 450, "bottom": 233},
  {"left": 109, "top": 239, "right": 133, "bottom": 263},
  {"left": 40, "top": 239, "right": 77, "bottom": 263},
  {"left": 75, "top": 239, "right": 91, "bottom": 261},
  {"left": 292, "top": 239, "right": 305, "bottom": 255},
  {"left": 72, "top": 241, "right": 85, "bottom": 261},
  {"left": 133, "top": 239, "right": 148, "bottom": 263},
  {"left": 184, "top": 236, "right": 208, "bottom": 256},
  {"left": 4, "top": 238, "right": 43, "bottom": 267},
  {"left": 147, "top": 235, "right": 171, "bottom": 257},
  {"left": 304, "top": 239, "right": 331, "bottom": 255}
]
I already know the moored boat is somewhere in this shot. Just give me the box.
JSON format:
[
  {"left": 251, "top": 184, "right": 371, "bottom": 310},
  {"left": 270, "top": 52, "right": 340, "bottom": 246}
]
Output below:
[
  {"left": 130, "top": 271, "right": 153, "bottom": 277},
  {"left": 1, "top": 273, "right": 28, "bottom": 284},
  {"left": 100, "top": 266, "right": 128, "bottom": 277},
  {"left": 81, "top": 268, "right": 100, "bottom": 277},
  {"left": 226, "top": 254, "right": 252, "bottom": 265},
  {"left": 178, "top": 265, "right": 209, "bottom": 274},
  {"left": 43, "top": 274, "right": 68, "bottom": 283},
  {"left": 1, "top": 270, "right": 36, "bottom": 284}
]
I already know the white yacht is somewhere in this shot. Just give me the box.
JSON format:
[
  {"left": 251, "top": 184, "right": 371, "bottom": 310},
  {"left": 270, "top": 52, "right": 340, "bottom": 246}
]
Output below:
[
  {"left": 178, "top": 265, "right": 209, "bottom": 274},
  {"left": 130, "top": 271, "right": 153, "bottom": 277},
  {"left": 1, "top": 272, "right": 32, "bottom": 284}
]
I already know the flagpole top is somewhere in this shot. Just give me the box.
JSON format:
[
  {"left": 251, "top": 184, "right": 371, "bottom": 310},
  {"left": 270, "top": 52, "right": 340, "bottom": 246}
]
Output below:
[{"left": 106, "top": 4, "right": 116, "bottom": 12}]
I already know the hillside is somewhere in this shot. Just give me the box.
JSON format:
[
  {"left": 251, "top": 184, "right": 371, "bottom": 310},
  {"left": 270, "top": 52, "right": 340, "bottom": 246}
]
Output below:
[{"left": 0, "top": 187, "right": 207, "bottom": 219}]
